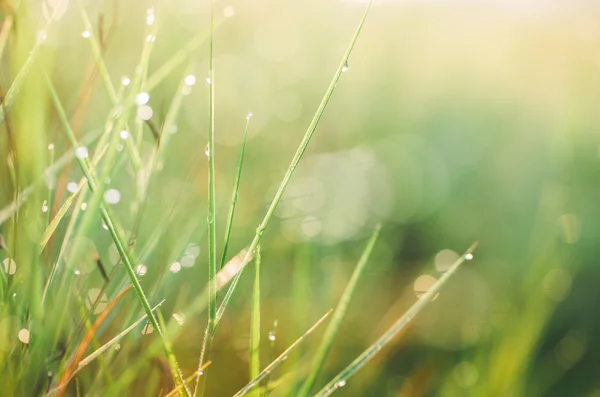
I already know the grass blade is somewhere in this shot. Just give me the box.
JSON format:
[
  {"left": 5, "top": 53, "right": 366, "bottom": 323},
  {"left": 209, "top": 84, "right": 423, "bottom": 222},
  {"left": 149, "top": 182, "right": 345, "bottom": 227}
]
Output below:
[
  {"left": 298, "top": 223, "right": 382, "bottom": 396},
  {"left": 250, "top": 245, "right": 262, "bottom": 381},
  {"left": 193, "top": 0, "right": 217, "bottom": 395},
  {"left": 220, "top": 115, "right": 251, "bottom": 270},
  {"left": 74, "top": 299, "right": 166, "bottom": 374},
  {"left": 45, "top": 76, "right": 188, "bottom": 396},
  {"left": 313, "top": 242, "right": 479, "bottom": 397},
  {"left": 212, "top": 0, "right": 374, "bottom": 335},
  {"left": 53, "top": 285, "right": 133, "bottom": 397},
  {"left": 233, "top": 310, "right": 333, "bottom": 397}
]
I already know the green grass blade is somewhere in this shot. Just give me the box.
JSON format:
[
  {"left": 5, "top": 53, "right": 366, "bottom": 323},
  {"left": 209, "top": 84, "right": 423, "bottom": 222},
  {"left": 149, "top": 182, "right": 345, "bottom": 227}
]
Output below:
[
  {"left": 211, "top": 0, "right": 374, "bottom": 332},
  {"left": 74, "top": 299, "right": 166, "bottom": 375},
  {"left": 232, "top": 310, "right": 333, "bottom": 397},
  {"left": 194, "top": 1, "right": 217, "bottom": 396},
  {"left": 45, "top": 76, "right": 189, "bottom": 396},
  {"left": 298, "top": 224, "right": 382, "bottom": 396},
  {"left": 314, "top": 243, "right": 479, "bottom": 397},
  {"left": 219, "top": 115, "right": 251, "bottom": 270},
  {"left": 250, "top": 245, "right": 262, "bottom": 381}
]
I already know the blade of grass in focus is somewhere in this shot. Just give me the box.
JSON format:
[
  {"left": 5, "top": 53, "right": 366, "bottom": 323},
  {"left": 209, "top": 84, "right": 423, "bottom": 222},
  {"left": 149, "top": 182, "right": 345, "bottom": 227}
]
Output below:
[
  {"left": 45, "top": 76, "right": 189, "bottom": 396},
  {"left": 250, "top": 245, "right": 262, "bottom": 381},
  {"left": 298, "top": 223, "right": 382, "bottom": 396},
  {"left": 219, "top": 114, "right": 251, "bottom": 270},
  {"left": 233, "top": 310, "right": 333, "bottom": 397},
  {"left": 194, "top": 1, "right": 217, "bottom": 395},
  {"left": 209, "top": 0, "right": 374, "bottom": 334},
  {"left": 314, "top": 243, "right": 479, "bottom": 397}
]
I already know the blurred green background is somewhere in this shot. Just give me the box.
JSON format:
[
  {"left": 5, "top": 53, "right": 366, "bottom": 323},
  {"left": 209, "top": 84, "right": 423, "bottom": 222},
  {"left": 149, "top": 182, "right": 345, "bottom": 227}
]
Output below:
[{"left": 2, "top": 0, "right": 600, "bottom": 396}]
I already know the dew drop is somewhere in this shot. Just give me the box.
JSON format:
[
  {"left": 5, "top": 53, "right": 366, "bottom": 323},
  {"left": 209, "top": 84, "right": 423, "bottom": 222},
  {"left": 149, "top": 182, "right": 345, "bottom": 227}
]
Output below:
[
  {"left": 172, "top": 313, "right": 185, "bottom": 325},
  {"left": 184, "top": 74, "right": 197, "bottom": 86},
  {"left": 74, "top": 269, "right": 81, "bottom": 275},
  {"left": 336, "top": 380, "right": 347, "bottom": 387},
  {"left": 102, "top": 223, "right": 109, "bottom": 231},
  {"left": 136, "top": 264, "right": 147, "bottom": 276},
  {"left": 205, "top": 75, "right": 211, "bottom": 84},
  {"left": 116, "top": 144, "right": 124, "bottom": 152},
  {"left": 197, "top": 370, "right": 204, "bottom": 376},
  {"left": 120, "top": 130, "right": 129, "bottom": 140},
  {"left": 246, "top": 112, "right": 253, "bottom": 120},
  {"left": 145, "top": 34, "right": 155, "bottom": 43},
  {"left": 146, "top": 13, "right": 155, "bottom": 26},
  {"left": 268, "top": 331, "right": 276, "bottom": 341},
  {"left": 3, "top": 258, "right": 17, "bottom": 275},
  {"left": 81, "top": 30, "right": 91, "bottom": 39},
  {"left": 137, "top": 105, "right": 153, "bottom": 121},
  {"left": 114, "top": 343, "right": 121, "bottom": 351},
  {"left": 170, "top": 261, "right": 181, "bottom": 273},
  {"left": 465, "top": 253, "right": 473, "bottom": 261},
  {"left": 342, "top": 61, "right": 349, "bottom": 73},
  {"left": 141, "top": 322, "right": 154, "bottom": 335},
  {"left": 104, "top": 189, "right": 121, "bottom": 205},
  {"left": 67, "top": 181, "right": 78, "bottom": 193},
  {"left": 135, "top": 92, "right": 150, "bottom": 106},
  {"left": 48, "top": 143, "right": 55, "bottom": 151},
  {"left": 42, "top": 200, "right": 49, "bottom": 213},
  {"left": 18, "top": 328, "right": 30, "bottom": 344},
  {"left": 204, "top": 144, "right": 210, "bottom": 157},
  {"left": 121, "top": 76, "right": 131, "bottom": 86},
  {"left": 81, "top": 202, "right": 87, "bottom": 211},
  {"left": 75, "top": 146, "right": 89, "bottom": 159}
]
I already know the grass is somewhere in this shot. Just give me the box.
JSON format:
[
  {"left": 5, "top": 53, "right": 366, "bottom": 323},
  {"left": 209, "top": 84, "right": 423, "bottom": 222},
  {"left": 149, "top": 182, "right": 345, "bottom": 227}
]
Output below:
[{"left": 0, "top": 1, "right": 593, "bottom": 396}]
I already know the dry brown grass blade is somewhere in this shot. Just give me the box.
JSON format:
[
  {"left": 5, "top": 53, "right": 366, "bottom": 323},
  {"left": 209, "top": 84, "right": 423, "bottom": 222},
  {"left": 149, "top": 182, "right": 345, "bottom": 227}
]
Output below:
[{"left": 53, "top": 285, "right": 133, "bottom": 397}]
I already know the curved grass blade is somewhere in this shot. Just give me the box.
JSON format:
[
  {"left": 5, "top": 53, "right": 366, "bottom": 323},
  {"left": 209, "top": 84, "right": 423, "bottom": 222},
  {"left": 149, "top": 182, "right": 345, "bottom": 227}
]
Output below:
[
  {"left": 52, "top": 285, "right": 133, "bottom": 397},
  {"left": 233, "top": 310, "right": 333, "bottom": 397},
  {"left": 212, "top": 0, "right": 374, "bottom": 337},
  {"left": 250, "top": 245, "right": 262, "bottom": 381},
  {"left": 314, "top": 243, "right": 479, "bottom": 397},
  {"left": 298, "top": 223, "right": 382, "bottom": 396},
  {"left": 45, "top": 76, "right": 189, "bottom": 396}
]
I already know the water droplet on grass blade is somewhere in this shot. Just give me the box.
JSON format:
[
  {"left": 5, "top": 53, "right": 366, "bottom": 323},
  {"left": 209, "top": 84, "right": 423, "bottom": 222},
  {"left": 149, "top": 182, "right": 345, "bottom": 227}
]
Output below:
[
  {"left": 205, "top": 144, "right": 210, "bottom": 157},
  {"left": 135, "top": 92, "right": 150, "bottom": 106},
  {"left": 146, "top": 34, "right": 155, "bottom": 43},
  {"left": 136, "top": 264, "right": 147, "bottom": 276},
  {"left": 137, "top": 105, "right": 153, "bottom": 121},
  {"left": 170, "top": 262, "right": 181, "bottom": 273},
  {"left": 81, "top": 30, "right": 90, "bottom": 38},
  {"left": 104, "top": 189, "right": 121, "bottom": 205},
  {"left": 42, "top": 200, "right": 49, "bottom": 212},
  {"left": 268, "top": 331, "right": 276, "bottom": 341},
  {"left": 184, "top": 74, "right": 197, "bottom": 86},
  {"left": 120, "top": 130, "right": 129, "bottom": 140},
  {"left": 342, "top": 61, "right": 349, "bottom": 72},
  {"left": 3, "top": 258, "right": 17, "bottom": 275},
  {"left": 465, "top": 253, "right": 473, "bottom": 261},
  {"left": 121, "top": 76, "right": 131, "bottom": 86},
  {"left": 67, "top": 181, "right": 78, "bottom": 193},
  {"left": 18, "top": 329, "right": 30, "bottom": 344},
  {"left": 75, "top": 146, "right": 89, "bottom": 159},
  {"left": 336, "top": 380, "right": 346, "bottom": 387}
]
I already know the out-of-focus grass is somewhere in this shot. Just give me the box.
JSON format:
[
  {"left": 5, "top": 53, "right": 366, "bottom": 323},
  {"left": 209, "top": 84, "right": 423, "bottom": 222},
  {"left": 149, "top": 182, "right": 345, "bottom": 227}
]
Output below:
[{"left": 2, "top": 0, "right": 600, "bottom": 396}]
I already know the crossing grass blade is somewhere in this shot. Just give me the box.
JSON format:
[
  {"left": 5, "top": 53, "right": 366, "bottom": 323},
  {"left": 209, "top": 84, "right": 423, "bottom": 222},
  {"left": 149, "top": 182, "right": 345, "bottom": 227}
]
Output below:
[
  {"left": 219, "top": 115, "right": 251, "bottom": 270},
  {"left": 209, "top": 0, "right": 374, "bottom": 334},
  {"left": 45, "top": 76, "right": 189, "bottom": 396},
  {"left": 298, "top": 223, "right": 382, "bottom": 396},
  {"left": 313, "top": 243, "right": 479, "bottom": 397},
  {"left": 233, "top": 310, "right": 333, "bottom": 397}
]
